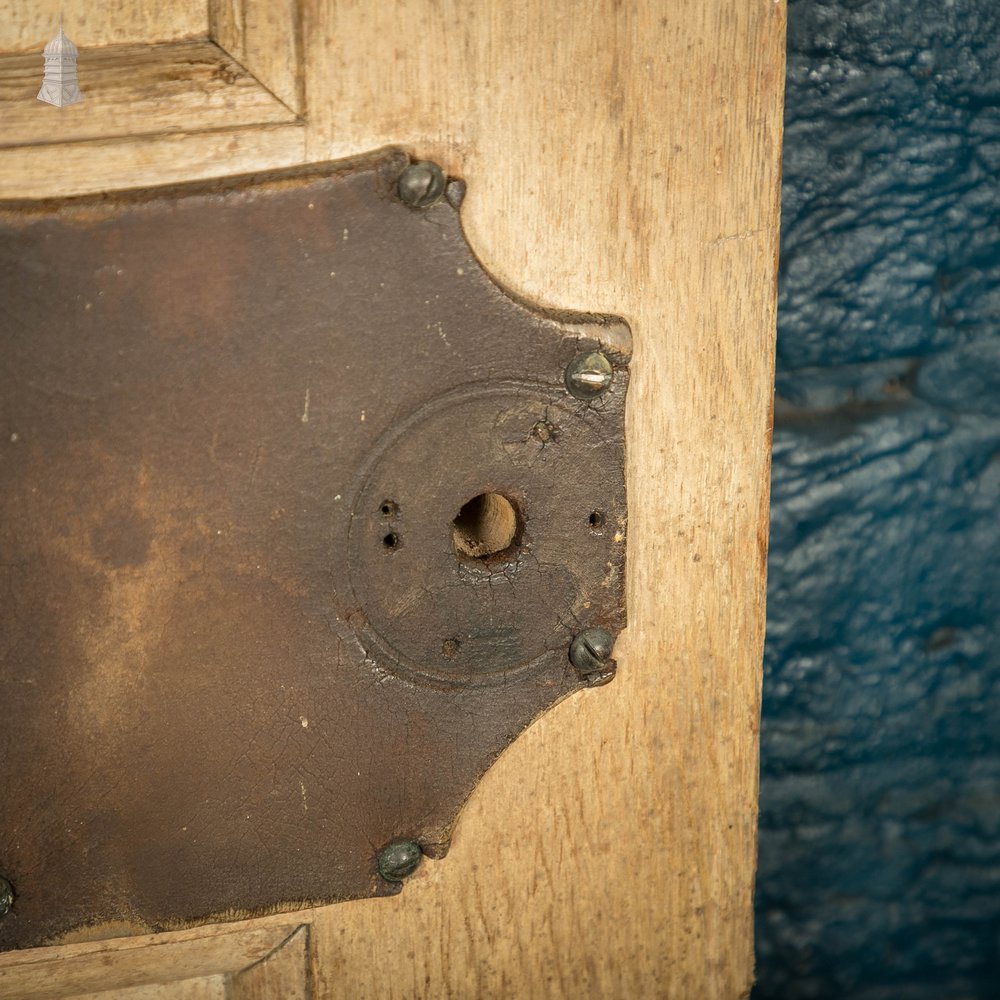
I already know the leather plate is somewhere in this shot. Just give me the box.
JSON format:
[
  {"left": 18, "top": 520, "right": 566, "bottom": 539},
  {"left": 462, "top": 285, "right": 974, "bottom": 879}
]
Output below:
[{"left": 0, "top": 150, "right": 629, "bottom": 949}]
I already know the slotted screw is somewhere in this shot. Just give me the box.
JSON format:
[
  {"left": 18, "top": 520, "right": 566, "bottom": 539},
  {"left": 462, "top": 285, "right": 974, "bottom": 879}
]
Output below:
[
  {"left": 569, "top": 627, "right": 617, "bottom": 683},
  {"left": 397, "top": 161, "right": 446, "bottom": 209},
  {"left": 564, "top": 352, "right": 613, "bottom": 400}
]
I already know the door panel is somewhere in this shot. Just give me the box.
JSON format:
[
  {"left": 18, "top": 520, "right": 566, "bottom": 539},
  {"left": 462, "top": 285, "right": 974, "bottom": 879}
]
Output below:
[{"left": 0, "top": 2, "right": 784, "bottom": 996}]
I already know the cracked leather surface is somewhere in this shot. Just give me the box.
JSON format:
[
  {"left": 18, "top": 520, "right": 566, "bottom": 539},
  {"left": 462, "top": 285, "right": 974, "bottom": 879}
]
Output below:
[{"left": 0, "top": 151, "right": 628, "bottom": 949}]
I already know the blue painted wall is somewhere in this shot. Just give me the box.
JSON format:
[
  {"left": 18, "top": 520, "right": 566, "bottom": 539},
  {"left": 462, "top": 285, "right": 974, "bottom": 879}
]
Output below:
[{"left": 755, "top": 1, "right": 1000, "bottom": 997}]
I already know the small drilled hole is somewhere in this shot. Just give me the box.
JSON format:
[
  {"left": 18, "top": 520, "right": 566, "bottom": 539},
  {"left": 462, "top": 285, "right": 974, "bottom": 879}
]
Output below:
[
  {"left": 589, "top": 510, "right": 605, "bottom": 530},
  {"left": 531, "top": 420, "right": 555, "bottom": 443},
  {"left": 383, "top": 532, "right": 399, "bottom": 549},
  {"left": 380, "top": 500, "right": 398, "bottom": 518},
  {"left": 452, "top": 493, "right": 519, "bottom": 560},
  {"left": 442, "top": 638, "right": 460, "bottom": 659}
]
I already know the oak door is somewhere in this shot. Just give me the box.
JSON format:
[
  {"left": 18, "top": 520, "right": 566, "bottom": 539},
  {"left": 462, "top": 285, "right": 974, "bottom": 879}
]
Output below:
[{"left": 0, "top": 2, "right": 784, "bottom": 997}]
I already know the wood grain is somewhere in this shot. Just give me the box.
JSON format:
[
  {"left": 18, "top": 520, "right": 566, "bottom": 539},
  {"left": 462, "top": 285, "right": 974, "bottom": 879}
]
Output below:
[
  {"left": 297, "top": 2, "right": 784, "bottom": 996},
  {"left": 0, "top": 0, "right": 784, "bottom": 995},
  {"left": 230, "top": 926, "right": 311, "bottom": 1000},
  {"left": 70, "top": 977, "right": 227, "bottom": 1000},
  {"left": 0, "top": 922, "right": 304, "bottom": 999},
  {"left": 0, "top": 41, "right": 297, "bottom": 149},
  {"left": 0, "top": 1, "right": 205, "bottom": 53},
  {"left": 0, "top": 124, "right": 307, "bottom": 199},
  {"left": 210, "top": 0, "right": 303, "bottom": 113}
]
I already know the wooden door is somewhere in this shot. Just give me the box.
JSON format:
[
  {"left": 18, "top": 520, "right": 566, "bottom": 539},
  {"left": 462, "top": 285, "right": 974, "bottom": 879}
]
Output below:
[{"left": 0, "top": 2, "right": 785, "bottom": 996}]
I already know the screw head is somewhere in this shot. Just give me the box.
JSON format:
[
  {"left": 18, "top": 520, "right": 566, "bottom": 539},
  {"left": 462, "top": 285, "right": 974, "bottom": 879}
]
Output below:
[
  {"left": 569, "top": 627, "right": 616, "bottom": 681},
  {"left": 377, "top": 839, "right": 423, "bottom": 882},
  {"left": 564, "top": 352, "right": 613, "bottom": 400},
  {"left": 397, "top": 161, "right": 446, "bottom": 209},
  {"left": 0, "top": 877, "right": 13, "bottom": 918}
]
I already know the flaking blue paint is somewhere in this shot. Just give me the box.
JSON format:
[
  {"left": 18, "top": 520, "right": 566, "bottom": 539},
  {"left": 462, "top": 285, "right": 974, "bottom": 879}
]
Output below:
[{"left": 755, "top": 1, "right": 1000, "bottom": 997}]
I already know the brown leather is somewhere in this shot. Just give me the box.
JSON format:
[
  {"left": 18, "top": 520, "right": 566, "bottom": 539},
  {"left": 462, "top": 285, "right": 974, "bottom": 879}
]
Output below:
[{"left": 0, "top": 150, "right": 628, "bottom": 949}]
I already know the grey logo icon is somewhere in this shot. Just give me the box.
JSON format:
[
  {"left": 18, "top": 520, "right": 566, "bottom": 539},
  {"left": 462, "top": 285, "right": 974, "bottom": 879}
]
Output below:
[{"left": 37, "top": 27, "right": 82, "bottom": 107}]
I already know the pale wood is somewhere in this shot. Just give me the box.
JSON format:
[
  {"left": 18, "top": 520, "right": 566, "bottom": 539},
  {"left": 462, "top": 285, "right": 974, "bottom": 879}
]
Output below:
[
  {"left": 0, "top": 923, "right": 305, "bottom": 1000},
  {"left": 0, "top": 1, "right": 205, "bottom": 53},
  {"left": 0, "top": 124, "right": 307, "bottom": 199},
  {"left": 210, "top": 0, "right": 303, "bottom": 113},
  {"left": 69, "top": 977, "right": 227, "bottom": 1000},
  {"left": 230, "top": 925, "right": 311, "bottom": 1000},
  {"left": 0, "top": 1, "right": 784, "bottom": 996},
  {"left": 298, "top": 2, "right": 784, "bottom": 996},
  {"left": 0, "top": 41, "right": 297, "bottom": 149}
]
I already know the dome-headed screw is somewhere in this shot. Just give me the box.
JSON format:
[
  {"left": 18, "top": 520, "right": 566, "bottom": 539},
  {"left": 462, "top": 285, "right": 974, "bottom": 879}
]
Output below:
[
  {"left": 377, "top": 839, "right": 423, "bottom": 882},
  {"left": 569, "top": 627, "right": 617, "bottom": 685},
  {"left": 397, "top": 161, "right": 446, "bottom": 209},
  {"left": 564, "top": 352, "right": 613, "bottom": 400}
]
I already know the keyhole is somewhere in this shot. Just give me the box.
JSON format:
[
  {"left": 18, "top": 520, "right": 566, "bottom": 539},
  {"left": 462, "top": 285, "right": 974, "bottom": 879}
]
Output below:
[{"left": 452, "top": 493, "right": 519, "bottom": 560}]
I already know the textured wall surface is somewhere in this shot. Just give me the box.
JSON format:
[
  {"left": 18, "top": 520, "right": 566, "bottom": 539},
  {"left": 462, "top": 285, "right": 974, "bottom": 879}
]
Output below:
[{"left": 756, "top": 1, "right": 1000, "bottom": 997}]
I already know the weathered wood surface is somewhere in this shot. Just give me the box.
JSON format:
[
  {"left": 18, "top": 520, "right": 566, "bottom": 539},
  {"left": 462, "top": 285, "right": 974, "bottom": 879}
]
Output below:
[
  {"left": 0, "top": 922, "right": 304, "bottom": 999},
  {"left": 0, "top": 0, "right": 784, "bottom": 995},
  {"left": 230, "top": 926, "right": 311, "bottom": 1000},
  {"left": 0, "top": 124, "right": 307, "bottom": 199},
  {"left": 209, "top": 0, "right": 303, "bottom": 113},
  {"left": 0, "top": 41, "right": 297, "bottom": 150},
  {"left": 296, "top": 3, "right": 784, "bottom": 996},
  {"left": 0, "top": 1, "right": 205, "bottom": 53}
]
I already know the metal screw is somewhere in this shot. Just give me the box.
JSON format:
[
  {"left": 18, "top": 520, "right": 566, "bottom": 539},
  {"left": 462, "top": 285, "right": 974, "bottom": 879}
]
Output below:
[
  {"left": 377, "top": 839, "right": 423, "bottom": 882},
  {"left": 569, "top": 627, "right": 616, "bottom": 682},
  {"left": 397, "top": 161, "right": 446, "bottom": 209},
  {"left": 564, "top": 352, "right": 613, "bottom": 400},
  {"left": 0, "top": 877, "right": 13, "bottom": 918}
]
